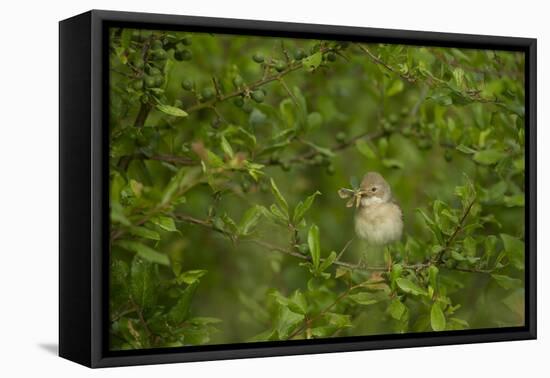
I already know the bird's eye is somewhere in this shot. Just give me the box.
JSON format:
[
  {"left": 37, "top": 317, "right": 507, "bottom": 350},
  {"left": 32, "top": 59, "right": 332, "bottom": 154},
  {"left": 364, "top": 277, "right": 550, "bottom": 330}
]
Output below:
[{"left": 371, "top": 187, "right": 377, "bottom": 192}]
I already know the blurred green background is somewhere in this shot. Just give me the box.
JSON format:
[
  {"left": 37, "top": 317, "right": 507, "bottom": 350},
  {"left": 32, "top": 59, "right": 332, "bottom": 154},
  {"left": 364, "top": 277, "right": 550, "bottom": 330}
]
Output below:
[{"left": 108, "top": 28, "right": 525, "bottom": 350}]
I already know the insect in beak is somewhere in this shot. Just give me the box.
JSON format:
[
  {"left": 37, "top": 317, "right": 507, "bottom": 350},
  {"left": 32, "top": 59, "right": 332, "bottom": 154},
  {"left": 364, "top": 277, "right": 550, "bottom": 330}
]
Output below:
[{"left": 338, "top": 188, "right": 367, "bottom": 208}]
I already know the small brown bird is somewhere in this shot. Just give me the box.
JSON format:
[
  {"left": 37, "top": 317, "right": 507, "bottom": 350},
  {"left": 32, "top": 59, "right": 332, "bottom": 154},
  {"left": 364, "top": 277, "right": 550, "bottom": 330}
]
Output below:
[
  {"left": 338, "top": 172, "right": 403, "bottom": 268},
  {"left": 353, "top": 172, "right": 403, "bottom": 246}
]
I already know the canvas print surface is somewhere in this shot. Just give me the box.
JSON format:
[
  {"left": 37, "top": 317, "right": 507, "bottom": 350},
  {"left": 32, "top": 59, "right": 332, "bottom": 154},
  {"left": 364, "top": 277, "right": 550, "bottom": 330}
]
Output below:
[{"left": 108, "top": 27, "right": 526, "bottom": 351}]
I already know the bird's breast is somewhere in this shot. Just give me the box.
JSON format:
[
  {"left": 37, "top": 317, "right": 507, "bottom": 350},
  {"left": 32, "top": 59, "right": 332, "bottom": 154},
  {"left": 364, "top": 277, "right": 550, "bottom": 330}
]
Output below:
[{"left": 354, "top": 202, "right": 403, "bottom": 245}]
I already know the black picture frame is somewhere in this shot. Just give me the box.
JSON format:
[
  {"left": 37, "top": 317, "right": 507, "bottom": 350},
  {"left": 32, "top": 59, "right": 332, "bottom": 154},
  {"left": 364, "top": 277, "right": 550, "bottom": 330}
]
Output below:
[{"left": 59, "top": 9, "right": 537, "bottom": 368}]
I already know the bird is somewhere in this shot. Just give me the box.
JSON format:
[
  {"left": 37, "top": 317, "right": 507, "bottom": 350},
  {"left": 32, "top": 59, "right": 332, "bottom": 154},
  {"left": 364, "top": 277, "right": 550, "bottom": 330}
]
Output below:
[
  {"left": 354, "top": 172, "right": 403, "bottom": 246},
  {"left": 339, "top": 172, "right": 403, "bottom": 268}
]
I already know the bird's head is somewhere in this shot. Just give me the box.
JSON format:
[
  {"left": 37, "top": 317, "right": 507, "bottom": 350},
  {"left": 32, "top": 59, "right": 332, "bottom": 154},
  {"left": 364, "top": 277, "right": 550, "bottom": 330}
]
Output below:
[{"left": 359, "top": 172, "right": 392, "bottom": 205}]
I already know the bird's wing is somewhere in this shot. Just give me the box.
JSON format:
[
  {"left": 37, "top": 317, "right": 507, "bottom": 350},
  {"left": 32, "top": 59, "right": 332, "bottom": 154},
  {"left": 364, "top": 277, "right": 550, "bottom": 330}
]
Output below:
[{"left": 390, "top": 198, "right": 404, "bottom": 219}]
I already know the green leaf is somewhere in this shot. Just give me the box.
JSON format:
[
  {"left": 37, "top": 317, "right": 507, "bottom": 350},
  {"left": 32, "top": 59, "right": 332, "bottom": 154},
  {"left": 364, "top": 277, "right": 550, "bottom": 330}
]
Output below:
[
  {"left": 120, "top": 29, "right": 133, "bottom": 50},
  {"left": 269, "top": 204, "right": 289, "bottom": 224},
  {"left": 205, "top": 149, "right": 225, "bottom": 168},
  {"left": 308, "top": 224, "right": 321, "bottom": 271},
  {"left": 150, "top": 215, "right": 178, "bottom": 232},
  {"left": 325, "top": 312, "right": 352, "bottom": 328},
  {"left": 130, "top": 256, "right": 158, "bottom": 310},
  {"left": 111, "top": 202, "right": 131, "bottom": 226},
  {"left": 156, "top": 104, "right": 188, "bottom": 117},
  {"left": 115, "top": 240, "right": 170, "bottom": 266},
  {"left": 289, "top": 291, "right": 308, "bottom": 315},
  {"left": 270, "top": 178, "right": 289, "bottom": 216},
  {"left": 428, "top": 265, "right": 439, "bottom": 291},
  {"left": 473, "top": 149, "right": 506, "bottom": 165},
  {"left": 416, "top": 208, "right": 442, "bottom": 243},
  {"left": 356, "top": 140, "right": 377, "bottom": 159},
  {"left": 302, "top": 140, "right": 336, "bottom": 157},
  {"left": 388, "top": 299, "right": 407, "bottom": 320},
  {"left": 319, "top": 251, "right": 337, "bottom": 273},
  {"left": 293, "top": 191, "right": 321, "bottom": 224},
  {"left": 302, "top": 52, "right": 322, "bottom": 72},
  {"left": 277, "top": 306, "right": 304, "bottom": 339},
  {"left": 239, "top": 205, "right": 263, "bottom": 235},
  {"left": 348, "top": 292, "right": 380, "bottom": 305},
  {"left": 177, "top": 270, "right": 208, "bottom": 285},
  {"left": 456, "top": 144, "right": 477, "bottom": 154},
  {"left": 491, "top": 274, "right": 522, "bottom": 290},
  {"left": 386, "top": 79, "right": 404, "bottom": 97},
  {"left": 168, "top": 281, "right": 199, "bottom": 324},
  {"left": 279, "top": 98, "right": 297, "bottom": 128},
  {"left": 128, "top": 226, "right": 160, "bottom": 241},
  {"left": 500, "top": 234, "right": 525, "bottom": 270},
  {"left": 396, "top": 278, "right": 428, "bottom": 296},
  {"left": 220, "top": 136, "right": 234, "bottom": 158},
  {"left": 504, "top": 194, "right": 524, "bottom": 207},
  {"left": 430, "top": 302, "right": 446, "bottom": 331}
]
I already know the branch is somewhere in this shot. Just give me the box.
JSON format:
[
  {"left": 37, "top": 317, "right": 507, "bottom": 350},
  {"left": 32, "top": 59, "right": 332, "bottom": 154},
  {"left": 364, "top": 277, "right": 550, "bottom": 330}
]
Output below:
[
  {"left": 434, "top": 198, "right": 476, "bottom": 264},
  {"left": 133, "top": 37, "right": 154, "bottom": 128},
  {"left": 172, "top": 212, "right": 454, "bottom": 274},
  {"left": 286, "top": 278, "right": 385, "bottom": 340},
  {"left": 356, "top": 44, "right": 416, "bottom": 83},
  {"left": 183, "top": 62, "right": 304, "bottom": 115}
]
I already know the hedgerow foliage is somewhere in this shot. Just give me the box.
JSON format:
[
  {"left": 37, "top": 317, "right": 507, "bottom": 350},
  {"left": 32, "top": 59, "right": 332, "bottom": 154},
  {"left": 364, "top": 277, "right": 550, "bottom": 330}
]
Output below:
[{"left": 108, "top": 27, "right": 525, "bottom": 350}]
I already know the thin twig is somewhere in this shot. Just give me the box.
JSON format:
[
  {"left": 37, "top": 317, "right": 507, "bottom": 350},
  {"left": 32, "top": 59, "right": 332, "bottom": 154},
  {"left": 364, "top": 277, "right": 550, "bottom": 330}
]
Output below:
[{"left": 356, "top": 43, "right": 416, "bottom": 83}]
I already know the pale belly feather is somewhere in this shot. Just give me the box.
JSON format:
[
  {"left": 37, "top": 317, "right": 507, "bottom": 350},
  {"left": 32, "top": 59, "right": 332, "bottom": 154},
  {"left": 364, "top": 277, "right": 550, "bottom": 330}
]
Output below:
[{"left": 354, "top": 202, "right": 403, "bottom": 245}]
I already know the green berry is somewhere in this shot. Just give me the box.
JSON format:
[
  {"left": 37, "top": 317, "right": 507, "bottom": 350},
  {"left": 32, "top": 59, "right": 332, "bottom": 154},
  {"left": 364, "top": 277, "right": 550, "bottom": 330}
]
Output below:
[
  {"left": 153, "top": 75, "right": 164, "bottom": 87},
  {"left": 274, "top": 61, "right": 286, "bottom": 72},
  {"left": 144, "top": 75, "right": 157, "bottom": 88},
  {"left": 132, "top": 80, "right": 144, "bottom": 90},
  {"left": 181, "top": 79, "right": 193, "bottom": 91},
  {"left": 252, "top": 53, "right": 265, "bottom": 63},
  {"left": 293, "top": 48, "right": 306, "bottom": 60},
  {"left": 339, "top": 41, "right": 350, "bottom": 49},
  {"left": 326, "top": 52, "right": 336, "bottom": 62},
  {"left": 242, "top": 102, "right": 253, "bottom": 113},
  {"left": 201, "top": 87, "right": 215, "bottom": 101},
  {"left": 313, "top": 155, "right": 324, "bottom": 165},
  {"left": 251, "top": 90, "right": 265, "bottom": 103},
  {"left": 336, "top": 132, "right": 347, "bottom": 142},
  {"left": 298, "top": 244, "right": 309, "bottom": 254},
  {"left": 174, "top": 49, "right": 192, "bottom": 61},
  {"left": 233, "top": 97, "right": 244, "bottom": 107},
  {"left": 232, "top": 75, "right": 244, "bottom": 87},
  {"left": 151, "top": 40, "right": 163, "bottom": 50},
  {"left": 151, "top": 49, "right": 167, "bottom": 61},
  {"left": 180, "top": 36, "right": 192, "bottom": 46},
  {"left": 146, "top": 66, "right": 161, "bottom": 76},
  {"left": 326, "top": 164, "right": 335, "bottom": 175},
  {"left": 133, "top": 58, "right": 145, "bottom": 70}
]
